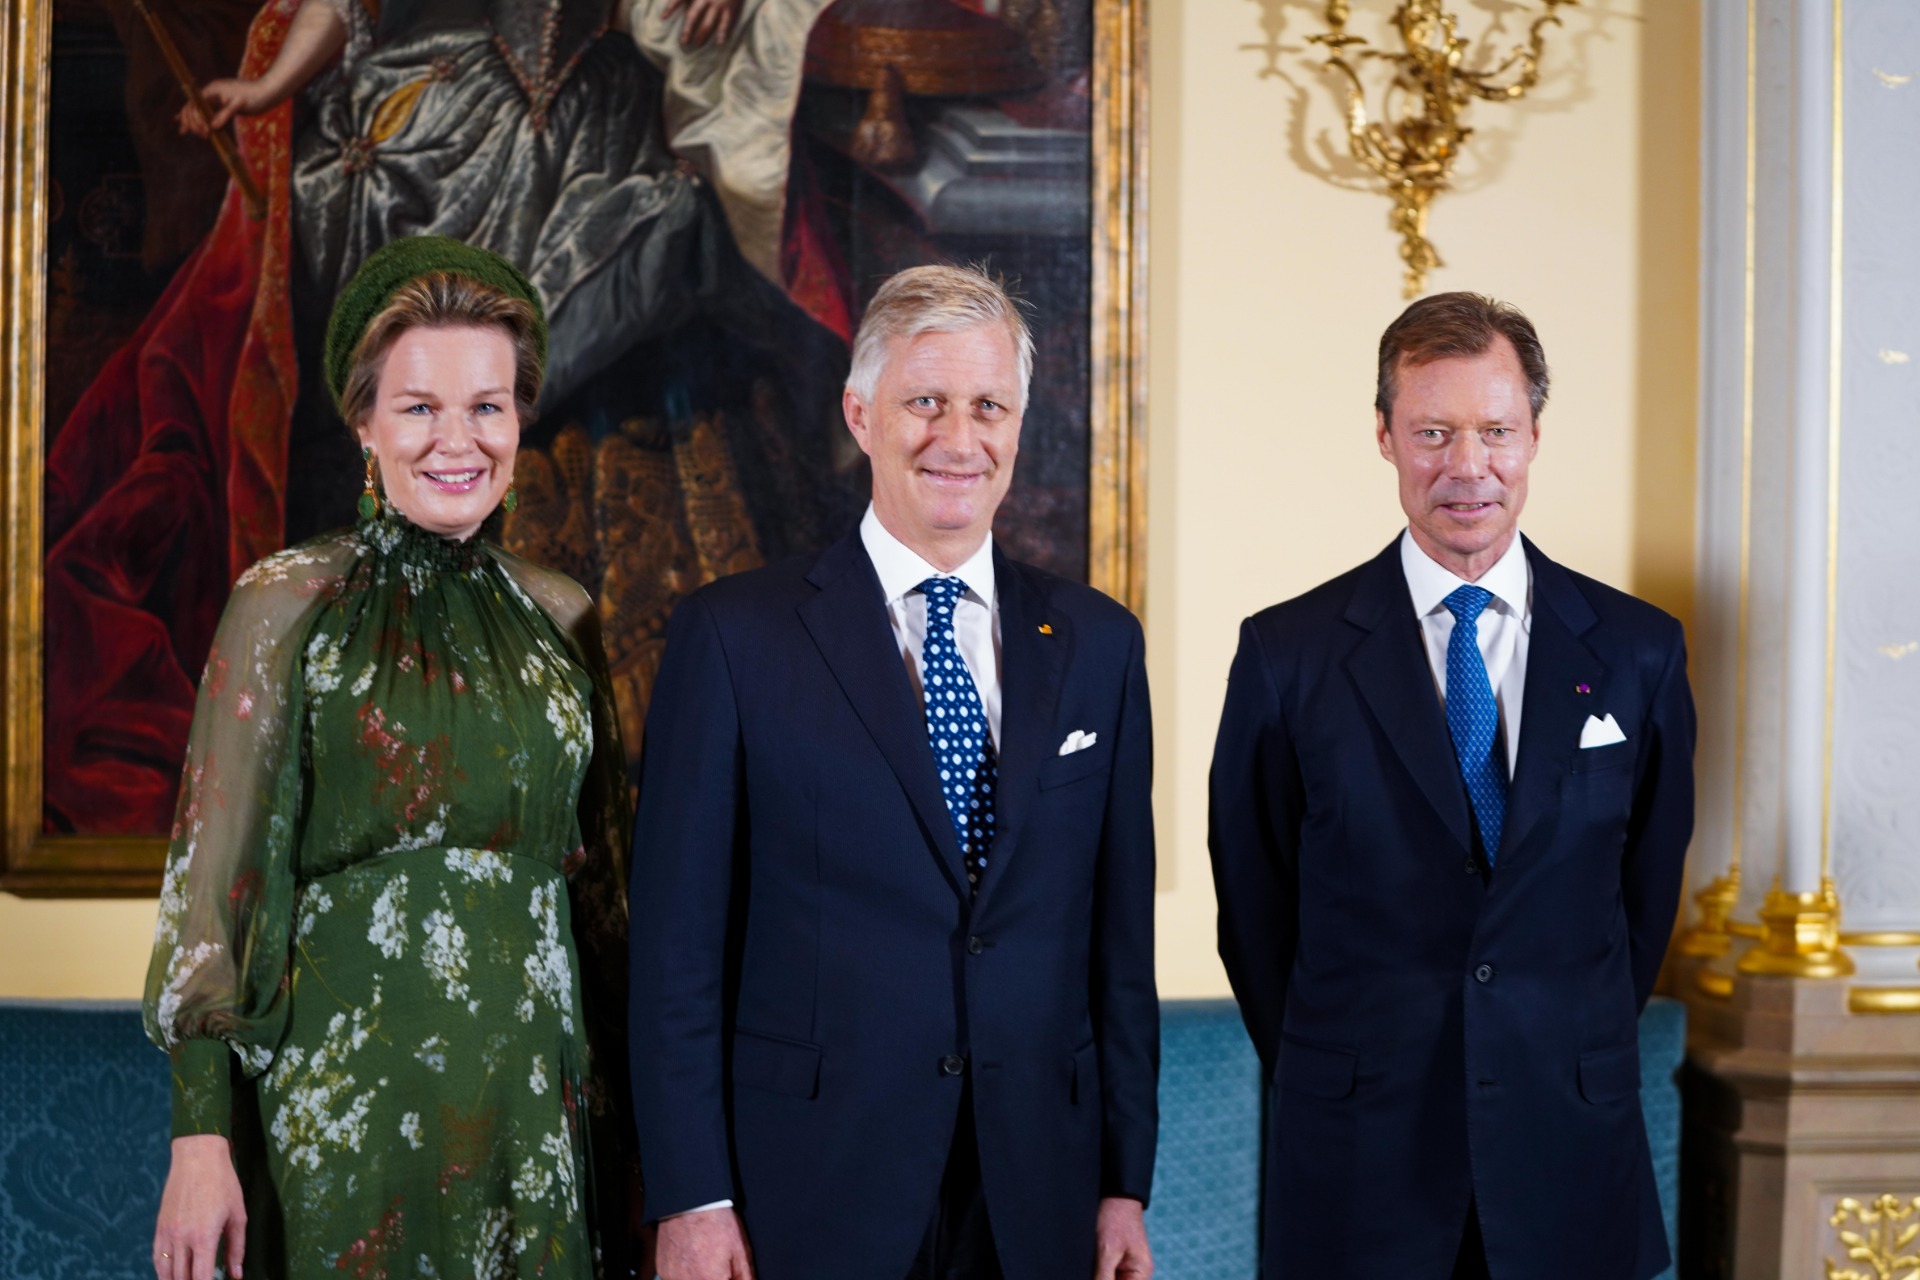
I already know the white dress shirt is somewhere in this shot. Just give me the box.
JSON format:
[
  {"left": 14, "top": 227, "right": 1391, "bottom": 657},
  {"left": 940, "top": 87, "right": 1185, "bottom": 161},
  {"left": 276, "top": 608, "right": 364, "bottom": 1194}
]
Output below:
[
  {"left": 860, "top": 505, "right": 1003, "bottom": 748},
  {"left": 1399, "top": 528, "right": 1533, "bottom": 778},
  {"left": 665, "top": 509, "right": 1001, "bottom": 1223}
]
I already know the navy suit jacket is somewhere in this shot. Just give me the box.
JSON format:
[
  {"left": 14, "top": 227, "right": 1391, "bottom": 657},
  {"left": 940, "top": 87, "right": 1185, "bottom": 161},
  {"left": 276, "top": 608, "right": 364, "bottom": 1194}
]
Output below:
[
  {"left": 629, "top": 528, "right": 1159, "bottom": 1280},
  {"left": 1209, "top": 537, "right": 1694, "bottom": 1280}
]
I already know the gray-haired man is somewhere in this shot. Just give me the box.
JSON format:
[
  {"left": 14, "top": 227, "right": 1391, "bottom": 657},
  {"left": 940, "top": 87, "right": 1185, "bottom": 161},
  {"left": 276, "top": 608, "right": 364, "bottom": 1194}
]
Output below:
[{"left": 631, "top": 265, "right": 1159, "bottom": 1280}]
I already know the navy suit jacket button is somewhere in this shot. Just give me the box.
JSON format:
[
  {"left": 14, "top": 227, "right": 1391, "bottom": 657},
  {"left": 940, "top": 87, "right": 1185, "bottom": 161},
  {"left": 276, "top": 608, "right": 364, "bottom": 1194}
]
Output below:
[
  {"left": 941, "top": 1054, "right": 967, "bottom": 1076},
  {"left": 967, "top": 935, "right": 987, "bottom": 955},
  {"left": 1474, "top": 963, "right": 1495, "bottom": 983}
]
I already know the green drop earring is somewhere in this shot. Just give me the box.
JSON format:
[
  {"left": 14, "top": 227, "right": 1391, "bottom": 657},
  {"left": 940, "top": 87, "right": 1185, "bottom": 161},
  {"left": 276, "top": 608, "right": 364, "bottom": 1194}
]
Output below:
[
  {"left": 502, "top": 484, "right": 518, "bottom": 514},
  {"left": 358, "top": 447, "right": 380, "bottom": 520}
]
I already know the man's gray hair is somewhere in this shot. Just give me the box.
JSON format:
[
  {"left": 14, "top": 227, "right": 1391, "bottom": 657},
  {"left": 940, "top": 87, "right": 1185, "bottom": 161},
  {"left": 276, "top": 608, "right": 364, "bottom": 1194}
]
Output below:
[{"left": 845, "top": 264, "right": 1035, "bottom": 408}]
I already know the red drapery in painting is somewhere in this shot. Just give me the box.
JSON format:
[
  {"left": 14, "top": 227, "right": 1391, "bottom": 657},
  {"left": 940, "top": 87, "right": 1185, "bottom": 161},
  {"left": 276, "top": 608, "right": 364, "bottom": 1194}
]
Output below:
[
  {"left": 40, "top": 0, "right": 858, "bottom": 834},
  {"left": 43, "top": 1, "right": 299, "bottom": 834}
]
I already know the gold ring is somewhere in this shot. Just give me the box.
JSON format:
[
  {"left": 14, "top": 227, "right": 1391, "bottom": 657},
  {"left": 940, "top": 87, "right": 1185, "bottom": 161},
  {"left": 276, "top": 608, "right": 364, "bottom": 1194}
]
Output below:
[{"left": 161, "top": 1253, "right": 171, "bottom": 1260}]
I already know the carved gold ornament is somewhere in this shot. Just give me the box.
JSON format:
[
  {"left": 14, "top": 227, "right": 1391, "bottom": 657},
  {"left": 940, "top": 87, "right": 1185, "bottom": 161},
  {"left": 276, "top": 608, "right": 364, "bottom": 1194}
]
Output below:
[
  {"left": 1826, "top": 1194, "right": 1920, "bottom": 1280},
  {"left": 1307, "top": 0, "right": 1577, "bottom": 297}
]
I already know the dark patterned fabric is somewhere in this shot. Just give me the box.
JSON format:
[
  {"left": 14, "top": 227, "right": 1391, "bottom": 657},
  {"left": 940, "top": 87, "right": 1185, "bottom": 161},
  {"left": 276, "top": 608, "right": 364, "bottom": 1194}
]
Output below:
[
  {"left": 917, "top": 575, "right": 998, "bottom": 892},
  {"left": 1144, "top": 999, "right": 1262, "bottom": 1280},
  {"left": 1639, "top": 996, "right": 1686, "bottom": 1280},
  {"left": 0, "top": 997, "right": 1685, "bottom": 1279},
  {"left": 0, "top": 1000, "right": 169, "bottom": 1279}
]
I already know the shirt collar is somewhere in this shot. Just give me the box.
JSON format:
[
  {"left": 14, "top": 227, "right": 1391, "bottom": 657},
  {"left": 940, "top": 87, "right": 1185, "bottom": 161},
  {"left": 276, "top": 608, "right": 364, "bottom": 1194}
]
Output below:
[
  {"left": 860, "top": 505, "right": 996, "bottom": 608},
  {"left": 1399, "top": 527, "right": 1531, "bottom": 620}
]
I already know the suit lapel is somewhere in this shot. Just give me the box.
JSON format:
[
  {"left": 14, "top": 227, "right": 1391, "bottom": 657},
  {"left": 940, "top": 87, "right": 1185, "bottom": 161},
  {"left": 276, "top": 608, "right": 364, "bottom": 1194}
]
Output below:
[
  {"left": 1343, "top": 542, "right": 1474, "bottom": 856},
  {"left": 973, "top": 552, "right": 1065, "bottom": 906},
  {"left": 798, "top": 533, "right": 968, "bottom": 893},
  {"left": 1497, "top": 539, "right": 1607, "bottom": 864}
]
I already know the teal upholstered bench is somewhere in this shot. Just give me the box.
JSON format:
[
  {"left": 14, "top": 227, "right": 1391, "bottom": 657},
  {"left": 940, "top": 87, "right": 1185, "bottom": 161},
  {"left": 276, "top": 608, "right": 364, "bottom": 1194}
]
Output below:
[
  {"left": 1141, "top": 995, "right": 1686, "bottom": 1280},
  {"left": 0, "top": 995, "right": 1684, "bottom": 1278}
]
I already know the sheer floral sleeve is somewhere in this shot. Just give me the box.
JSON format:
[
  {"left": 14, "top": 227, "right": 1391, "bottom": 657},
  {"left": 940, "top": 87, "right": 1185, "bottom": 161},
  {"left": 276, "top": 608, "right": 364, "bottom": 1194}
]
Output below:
[
  {"left": 141, "top": 535, "right": 357, "bottom": 1138},
  {"left": 493, "top": 550, "right": 635, "bottom": 1151}
]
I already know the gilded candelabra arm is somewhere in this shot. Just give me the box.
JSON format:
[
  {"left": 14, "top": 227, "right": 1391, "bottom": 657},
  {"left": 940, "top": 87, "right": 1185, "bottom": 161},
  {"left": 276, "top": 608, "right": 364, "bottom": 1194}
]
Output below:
[
  {"left": 1316, "top": 52, "right": 1400, "bottom": 182},
  {"left": 1298, "top": 0, "right": 1579, "bottom": 297},
  {"left": 1458, "top": 0, "right": 1579, "bottom": 101}
]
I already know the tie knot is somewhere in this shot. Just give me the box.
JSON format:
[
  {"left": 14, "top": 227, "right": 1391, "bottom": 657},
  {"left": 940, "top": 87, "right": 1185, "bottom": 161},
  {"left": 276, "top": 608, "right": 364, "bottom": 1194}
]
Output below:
[
  {"left": 1444, "top": 584, "right": 1494, "bottom": 624},
  {"left": 919, "top": 576, "right": 969, "bottom": 611}
]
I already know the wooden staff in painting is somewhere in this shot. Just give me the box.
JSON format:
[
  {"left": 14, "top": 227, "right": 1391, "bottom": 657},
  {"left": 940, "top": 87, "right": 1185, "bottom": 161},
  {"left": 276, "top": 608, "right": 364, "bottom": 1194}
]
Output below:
[{"left": 129, "top": 0, "right": 268, "bottom": 219}]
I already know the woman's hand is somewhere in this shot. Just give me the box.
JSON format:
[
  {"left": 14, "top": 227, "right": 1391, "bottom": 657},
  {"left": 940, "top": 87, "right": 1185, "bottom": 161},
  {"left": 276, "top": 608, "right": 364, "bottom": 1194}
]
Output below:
[
  {"left": 177, "top": 78, "right": 274, "bottom": 137},
  {"left": 663, "top": 0, "right": 743, "bottom": 47},
  {"left": 154, "top": 1134, "right": 247, "bottom": 1280}
]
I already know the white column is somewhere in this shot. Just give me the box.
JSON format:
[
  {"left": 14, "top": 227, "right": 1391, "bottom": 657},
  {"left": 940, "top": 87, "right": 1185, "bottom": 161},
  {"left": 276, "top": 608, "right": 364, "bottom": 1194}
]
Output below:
[
  {"left": 1777, "top": 0, "right": 1838, "bottom": 896},
  {"left": 1693, "top": 0, "right": 1920, "bottom": 990}
]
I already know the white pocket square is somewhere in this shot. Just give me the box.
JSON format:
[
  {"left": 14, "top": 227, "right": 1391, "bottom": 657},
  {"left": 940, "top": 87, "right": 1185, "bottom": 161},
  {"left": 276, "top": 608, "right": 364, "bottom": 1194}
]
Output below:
[
  {"left": 1057, "top": 730, "right": 1098, "bottom": 757},
  {"left": 1579, "top": 713, "right": 1628, "bottom": 748}
]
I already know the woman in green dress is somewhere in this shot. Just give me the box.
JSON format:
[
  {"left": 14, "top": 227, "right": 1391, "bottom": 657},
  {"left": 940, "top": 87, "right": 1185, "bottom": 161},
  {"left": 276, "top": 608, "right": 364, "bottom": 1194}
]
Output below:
[{"left": 145, "top": 238, "right": 637, "bottom": 1280}]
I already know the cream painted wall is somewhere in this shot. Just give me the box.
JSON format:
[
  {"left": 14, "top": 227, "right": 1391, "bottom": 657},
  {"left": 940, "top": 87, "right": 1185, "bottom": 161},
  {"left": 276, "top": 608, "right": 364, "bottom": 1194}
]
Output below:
[
  {"left": 0, "top": 0, "right": 1699, "bottom": 1004},
  {"left": 1148, "top": 0, "right": 1700, "bottom": 997}
]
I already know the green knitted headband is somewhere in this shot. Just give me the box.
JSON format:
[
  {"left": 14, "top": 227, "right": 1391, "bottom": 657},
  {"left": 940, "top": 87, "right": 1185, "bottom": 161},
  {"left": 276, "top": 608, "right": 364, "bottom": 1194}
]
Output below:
[{"left": 323, "top": 235, "right": 548, "bottom": 414}]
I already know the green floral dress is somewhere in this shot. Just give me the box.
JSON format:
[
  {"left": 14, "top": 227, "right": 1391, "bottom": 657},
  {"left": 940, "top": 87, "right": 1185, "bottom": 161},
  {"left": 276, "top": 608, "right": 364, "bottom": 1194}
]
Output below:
[{"left": 143, "top": 511, "right": 634, "bottom": 1279}]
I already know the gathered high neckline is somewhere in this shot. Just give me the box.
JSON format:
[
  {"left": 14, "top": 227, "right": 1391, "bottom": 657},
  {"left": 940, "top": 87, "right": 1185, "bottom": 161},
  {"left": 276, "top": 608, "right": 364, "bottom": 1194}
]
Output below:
[{"left": 357, "top": 506, "right": 491, "bottom": 573}]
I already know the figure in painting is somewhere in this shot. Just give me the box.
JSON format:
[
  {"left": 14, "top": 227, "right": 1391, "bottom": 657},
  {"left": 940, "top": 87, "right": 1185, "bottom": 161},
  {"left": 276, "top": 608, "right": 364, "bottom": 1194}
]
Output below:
[{"left": 45, "top": 0, "right": 852, "bottom": 835}]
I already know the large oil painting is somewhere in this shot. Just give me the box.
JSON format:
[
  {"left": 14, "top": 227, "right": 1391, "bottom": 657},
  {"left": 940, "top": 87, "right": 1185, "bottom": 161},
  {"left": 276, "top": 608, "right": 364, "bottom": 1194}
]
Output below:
[{"left": 0, "top": 0, "right": 1144, "bottom": 892}]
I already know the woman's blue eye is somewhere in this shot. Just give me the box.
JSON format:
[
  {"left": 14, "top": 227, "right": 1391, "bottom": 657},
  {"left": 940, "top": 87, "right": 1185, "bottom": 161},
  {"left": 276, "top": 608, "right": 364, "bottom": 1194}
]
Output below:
[{"left": 406, "top": 403, "right": 433, "bottom": 415}]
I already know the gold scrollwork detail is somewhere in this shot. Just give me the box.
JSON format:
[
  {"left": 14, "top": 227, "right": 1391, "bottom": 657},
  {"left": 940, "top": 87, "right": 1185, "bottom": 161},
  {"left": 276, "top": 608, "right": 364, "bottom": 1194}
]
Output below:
[
  {"left": 1825, "top": 1193, "right": 1920, "bottom": 1280},
  {"left": 1306, "top": 0, "right": 1578, "bottom": 297}
]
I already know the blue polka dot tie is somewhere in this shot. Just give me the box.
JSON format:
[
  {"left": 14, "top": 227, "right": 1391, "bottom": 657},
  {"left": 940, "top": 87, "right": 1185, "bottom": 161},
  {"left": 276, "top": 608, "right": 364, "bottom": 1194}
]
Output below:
[
  {"left": 1443, "top": 585, "right": 1508, "bottom": 864},
  {"left": 918, "top": 576, "right": 998, "bottom": 893}
]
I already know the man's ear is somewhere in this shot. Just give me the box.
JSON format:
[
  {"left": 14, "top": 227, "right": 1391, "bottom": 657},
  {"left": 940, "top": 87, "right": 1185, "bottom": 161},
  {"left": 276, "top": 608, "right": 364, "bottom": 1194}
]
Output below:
[
  {"left": 1375, "top": 408, "right": 1394, "bottom": 461},
  {"left": 1528, "top": 413, "right": 1542, "bottom": 459},
  {"left": 843, "top": 387, "right": 874, "bottom": 457}
]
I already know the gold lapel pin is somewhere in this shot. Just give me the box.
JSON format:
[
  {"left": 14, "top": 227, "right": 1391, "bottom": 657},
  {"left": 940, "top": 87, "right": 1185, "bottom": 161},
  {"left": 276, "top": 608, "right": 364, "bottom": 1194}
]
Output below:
[
  {"left": 1576, "top": 683, "right": 1592, "bottom": 694},
  {"left": 1038, "top": 624, "right": 1053, "bottom": 635}
]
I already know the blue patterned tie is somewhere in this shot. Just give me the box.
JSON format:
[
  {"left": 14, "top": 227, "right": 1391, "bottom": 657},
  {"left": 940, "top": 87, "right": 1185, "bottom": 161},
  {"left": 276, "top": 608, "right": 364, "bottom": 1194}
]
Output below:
[
  {"left": 1443, "top": 585, "right": 1507, "bottom": 864},
  {"left": 919, "top": 576, "right": 998, "bottom": 892}
]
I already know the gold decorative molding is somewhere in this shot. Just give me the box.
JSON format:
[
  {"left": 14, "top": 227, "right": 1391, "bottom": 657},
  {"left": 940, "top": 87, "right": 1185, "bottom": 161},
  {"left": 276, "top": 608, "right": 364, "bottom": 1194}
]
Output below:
[
  {"left": 1305, "top": 0, "right": 1577, "bottom": 297},
  {"left": 1842, "top": 930, "right": 1920, "bottom": 948},
  {"left": 1088, "top": 0, "right": 1149, "bottom": 617},
  {"left": 1695, "top": 966, "right": 1735, "bottom": 1001},
  {"left": 1679, "top": 868, "right": 1742, "bottom": 958},
  {"left": 1848, "top": 988, "right": 1920, "bottom": 1016},
  {"left": 1821, "top": 0, "right": 1845, "bottom": 889},
  {"left": 1825, "top": 1193, "right": 1920, "bottom": 1279},
  {"left": 1738, "top": 880, "right": 1856, "bottom": 979}
]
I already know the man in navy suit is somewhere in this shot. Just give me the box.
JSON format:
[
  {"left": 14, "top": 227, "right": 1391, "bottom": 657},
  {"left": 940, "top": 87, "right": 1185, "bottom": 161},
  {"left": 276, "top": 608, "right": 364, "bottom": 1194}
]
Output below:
[
  {"left": 1209, "top": 292, "right": 1694, "bottom": 1279},
  {"left": 631, "top": 265, "right": 1158, "bottom": 1280}
]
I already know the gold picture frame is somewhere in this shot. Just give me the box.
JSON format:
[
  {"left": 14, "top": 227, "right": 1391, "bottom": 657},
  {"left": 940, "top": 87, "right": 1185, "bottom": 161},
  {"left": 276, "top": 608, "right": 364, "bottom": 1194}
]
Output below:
[{"left": 0, "top": 0, "right": 1148, "bottom": 896}]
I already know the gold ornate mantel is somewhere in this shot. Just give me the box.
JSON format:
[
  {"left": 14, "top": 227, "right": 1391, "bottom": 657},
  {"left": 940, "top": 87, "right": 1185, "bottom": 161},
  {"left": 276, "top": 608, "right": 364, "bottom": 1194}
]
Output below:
[{"left": 1307, "top": 0, "right": 1578, "bottom": 297}]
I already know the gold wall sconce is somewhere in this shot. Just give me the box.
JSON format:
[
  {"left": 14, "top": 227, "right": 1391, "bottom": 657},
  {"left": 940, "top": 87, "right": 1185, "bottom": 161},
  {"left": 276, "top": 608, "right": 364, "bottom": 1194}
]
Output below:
[{"left": 1308, "top": 0, "right": 1578, "bottom": 297}]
